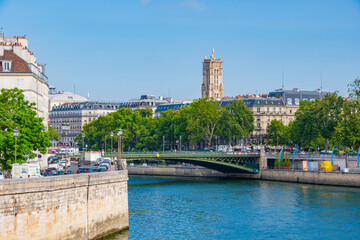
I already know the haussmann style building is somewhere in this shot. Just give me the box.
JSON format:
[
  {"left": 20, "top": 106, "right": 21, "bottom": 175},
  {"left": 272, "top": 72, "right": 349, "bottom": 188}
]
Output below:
[{"left": 0, "top": 34, "right": 49, "bottom": 125}]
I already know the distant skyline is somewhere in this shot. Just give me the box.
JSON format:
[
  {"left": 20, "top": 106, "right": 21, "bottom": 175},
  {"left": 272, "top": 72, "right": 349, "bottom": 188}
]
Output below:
[{"left": 0, "top": 0, "right": 359, "bottom": 101}]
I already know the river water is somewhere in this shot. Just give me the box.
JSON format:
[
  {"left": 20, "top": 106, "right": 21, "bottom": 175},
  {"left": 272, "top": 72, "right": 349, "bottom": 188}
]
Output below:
[{"left": 109, "top": 176, "right": 360, "bottom": 240}]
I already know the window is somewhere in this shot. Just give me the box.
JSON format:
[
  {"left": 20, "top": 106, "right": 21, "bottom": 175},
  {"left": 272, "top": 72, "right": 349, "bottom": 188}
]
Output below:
[
  {"left": 290, "top": 110, "right": 293, "bottom": 114},
  {"left": 257, "top": 123, "right": 261, "bottom": 128},
  {"left": 294, "top": 98, "right": 300, "bottom": 105},
  {"left": 2, "top": 61, "right": 12, "bottom": 72},
  {"left": 267, "top": 108, "right": 269, "bottom": 113},
  {"left": 257, "top": 108, "right": 260, "bottom": 113},
  {"left": 267, "top": 117, "right": 270, "bottom": 121},
  {"left": 257, "top": 116, "right": 260, "bottom": 121},
  {"left": 279, "top": 108, "right": 282, "bottom": 113},
  {"left": 273, "top": 116, "right": 276, "bottom": 120},
  {"left": 287, "top": 98, "right": 292, "bottom": 105},
  {"left": 273, "top": 108, "right": 276, "bottom": 114}
]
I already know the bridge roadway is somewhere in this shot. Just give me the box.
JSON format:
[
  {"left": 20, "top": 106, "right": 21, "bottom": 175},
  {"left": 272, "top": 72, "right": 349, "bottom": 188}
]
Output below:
[{"left": 121, "top": 151, "right": 260, "bottom": 174}]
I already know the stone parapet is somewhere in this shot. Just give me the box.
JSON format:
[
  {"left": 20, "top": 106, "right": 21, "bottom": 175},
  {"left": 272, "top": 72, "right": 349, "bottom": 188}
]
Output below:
[{"left": 0, "top": 171, "right": 129, "bottom": 240}]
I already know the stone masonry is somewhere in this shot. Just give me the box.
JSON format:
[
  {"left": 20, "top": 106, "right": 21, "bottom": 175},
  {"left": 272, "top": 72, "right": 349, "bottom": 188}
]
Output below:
[{"left": 0, "top": 171, "right": 129, "bottom": 240}]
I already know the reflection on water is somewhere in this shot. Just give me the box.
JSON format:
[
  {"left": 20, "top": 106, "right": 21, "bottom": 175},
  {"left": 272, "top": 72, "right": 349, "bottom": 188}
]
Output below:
[{"left": 108, "top": 176, "right": 360, "bottom": 240}]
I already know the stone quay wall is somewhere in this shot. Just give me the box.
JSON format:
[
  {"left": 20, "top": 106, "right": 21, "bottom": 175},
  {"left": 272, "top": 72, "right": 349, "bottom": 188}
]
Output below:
[
  {"left": 0, "top": 171, "right": 129, "bottom": 240},
  {"left": 261, "top": 169, "right": 360, "bottom": 187},
  {"left": 128, "top": 165, "right": 259, "bottom": 179}
]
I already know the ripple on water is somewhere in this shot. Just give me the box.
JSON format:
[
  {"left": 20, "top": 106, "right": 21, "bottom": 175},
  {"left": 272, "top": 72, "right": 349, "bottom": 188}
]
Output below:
[{"left": 107, "top": 176, "right": 360, "bottom": 240}]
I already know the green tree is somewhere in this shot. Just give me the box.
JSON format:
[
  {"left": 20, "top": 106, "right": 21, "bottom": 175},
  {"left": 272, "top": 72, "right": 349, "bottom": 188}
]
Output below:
[
  {"left": 218, "top": 100, "right": 254, "bottom": 144},
  {"left": 0, "top": 88, "right": 50, "bottom": 170},
  {"left": 48, "top": 125, "right": 60, "bottom": 141},
  {"left": 186, "top": 98, "right": 222, "bottom": 149},
  {"left": 267, "top": 120, "right": 289, "bottom": 146}
]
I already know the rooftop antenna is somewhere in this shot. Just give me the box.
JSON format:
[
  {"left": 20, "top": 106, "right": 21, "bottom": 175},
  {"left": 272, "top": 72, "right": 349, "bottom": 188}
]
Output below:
[{"left": 282, "top": 68, "right": 285, "bottom": 89}]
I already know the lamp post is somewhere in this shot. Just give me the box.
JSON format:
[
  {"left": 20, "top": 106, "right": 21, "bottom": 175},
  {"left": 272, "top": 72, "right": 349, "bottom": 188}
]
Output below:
[
  {"left": 117, "top": 128, "right": 123, "bottom": 169},
  {"left": 104, "top": 135, "right": 107, "bottom": 156},
  {"left": 110, "top": 132, "right": 114, "bottom": 160},
  {"left": 179, "top": 135, "right": 182, "bottom": 152},
  {"left": 82, "top": 133, "right": 85, "bottom": 161},
  {"left": 13, "top": 129, "right": 19, "bottom": 163},
  {"left": 163, "top": 135, "right": 165, "bottom": 152},
  {"left": 61, "top": 124, "right": 70, "bottom": 174}
]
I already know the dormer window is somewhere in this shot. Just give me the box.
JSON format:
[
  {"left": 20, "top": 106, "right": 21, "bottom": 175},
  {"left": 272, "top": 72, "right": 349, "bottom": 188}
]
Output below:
[{"left": 1, "top": 60, "right": 12, "bottom": 72}]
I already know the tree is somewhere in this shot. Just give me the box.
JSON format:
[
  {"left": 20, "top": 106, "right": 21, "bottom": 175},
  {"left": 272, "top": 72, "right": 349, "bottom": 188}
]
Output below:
[
  {"left": 0, "top": 88, "right": 50, "bottom": 170},
  {"left": 186, "top": 98, "right": 222, "bottom": 149},
  {"left": 48, "top": 125, "right": 61, "bottom": 141},
  {"left": 267, "top": 120, "right": 289, "bottom": 146},
  {"left": 218, "top": 100, "right": 254, "bottom": 144}
]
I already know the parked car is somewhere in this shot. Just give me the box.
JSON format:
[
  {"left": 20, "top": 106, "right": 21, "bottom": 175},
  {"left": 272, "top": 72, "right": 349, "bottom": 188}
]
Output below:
[
  {"left": 99, "top": 163, "right": 110, "bottom": 170},
  {"left": 0, "top": 172, "right": 4, "bottom": 180},
  {"left": 59, "top": 158, "right": 71, "bottom": 168},
  {"left": 57, "top": 170, "right": 74, "bottom": 175},
  {"left": 100, "top": 159, "right": 111, "bottom": 166},
  {"left": 94, "top": 167, "right": 108, "bottom": 172},
  {"left": 44, "top": 168, "right": 58, "bottom": 176},
  {"left": 95, "top": 158, "right": 104, "bottom": 166},
  {"left": 76, "top": 168, "right": 95, "bottom": 174}
]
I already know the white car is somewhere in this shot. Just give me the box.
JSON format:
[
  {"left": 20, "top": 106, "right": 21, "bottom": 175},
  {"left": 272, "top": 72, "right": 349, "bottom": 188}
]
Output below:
[{"left": 0, "top": 172, "right": 4, "bottom": 179}]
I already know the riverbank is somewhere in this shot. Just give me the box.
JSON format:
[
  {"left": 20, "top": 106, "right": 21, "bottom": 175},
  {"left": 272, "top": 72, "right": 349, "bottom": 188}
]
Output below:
[
  {"left": 127, "top": 165, "right": 259, "bottom": 179},
  {"left": 261, "top": 169, "right": 360, "bottom": 187},
  {"left": 128, "top": 165, "right": 360, "bottom": 187}
]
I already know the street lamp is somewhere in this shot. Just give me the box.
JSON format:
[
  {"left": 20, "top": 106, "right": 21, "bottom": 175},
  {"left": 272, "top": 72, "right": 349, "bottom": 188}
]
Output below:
[
  {"left": 81, "top": 133, "right": 85, "bottom": 161},
  {"left": 117, "top": 128, "right": 123, "bottom": 169},
  {"left": 61, "top": 124, "right": 70, "bottom": 174},
  {"left": 110, "top": 132, "right": 114, "bottom": 160},
  {"left": 13, "top": 129, "right": 19, "bottom": 163},
  {"left": 163, "top": 135, "right": 165, "bottom": 152},
  {"left": 104, "top": 135, "right": 107, "bottom": 156},
  {"left": 179, "top": 135, "right": 182, "bottom": 152}
]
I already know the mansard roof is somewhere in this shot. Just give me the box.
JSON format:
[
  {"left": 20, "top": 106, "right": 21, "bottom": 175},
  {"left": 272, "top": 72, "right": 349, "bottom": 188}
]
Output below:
[{"left": 0, "top": 50, "right": 31, "bottom": 72}]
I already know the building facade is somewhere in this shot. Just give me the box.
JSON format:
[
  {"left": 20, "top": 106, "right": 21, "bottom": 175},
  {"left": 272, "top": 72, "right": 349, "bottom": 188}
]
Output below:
[
  {"left": 0, "top": 35, "right": 49, "bottom": 125},
  {"left": 48, "top": 86, "right": 89, "bottom": 111},
  {"left": 202, "top": 49, "right": 223, "bottom": 99},
  {"left": 50, "top": 95, "right": 179, "bottom": 147},
  {"left": 269, "top": 88, "right": 327, "bottom": 105}
]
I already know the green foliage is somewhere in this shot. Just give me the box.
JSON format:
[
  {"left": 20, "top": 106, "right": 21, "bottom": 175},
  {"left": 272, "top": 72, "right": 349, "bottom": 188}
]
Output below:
[
  {"left": 0, "top": 88, "right": 50, "bottom": 170},
  {"left": 48, "top": 125, "right": 61, "bottom": 141},
  {"left": 267, "top": 120, "right": 289, "bottom": 146},
  {"left": 79, "top": 98, "right": 254, "bottom": 152},
  {"left": 218, "top": 100, "right": 254, "bottom": 143}
]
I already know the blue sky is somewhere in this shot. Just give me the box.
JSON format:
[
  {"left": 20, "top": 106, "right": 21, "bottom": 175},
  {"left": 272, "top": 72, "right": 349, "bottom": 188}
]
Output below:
[{"left": 0, "top": 0, "right": 359, "bottom": 101}]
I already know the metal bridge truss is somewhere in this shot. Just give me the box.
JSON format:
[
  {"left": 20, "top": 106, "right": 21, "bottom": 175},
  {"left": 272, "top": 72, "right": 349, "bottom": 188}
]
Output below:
[{"left": 122, "top": 152, "right": 260, "bottom": 174}]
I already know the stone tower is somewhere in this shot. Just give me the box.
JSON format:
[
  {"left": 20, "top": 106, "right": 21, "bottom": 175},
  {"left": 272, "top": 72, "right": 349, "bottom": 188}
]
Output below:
[{"left": 202, "top": 48, "right": 223, "bottom": 99}]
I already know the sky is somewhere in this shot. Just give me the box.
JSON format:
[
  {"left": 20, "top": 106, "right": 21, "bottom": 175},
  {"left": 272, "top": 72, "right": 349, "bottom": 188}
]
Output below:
[{"left": 0, "top": 0, "right": 359, "bottom": 102}]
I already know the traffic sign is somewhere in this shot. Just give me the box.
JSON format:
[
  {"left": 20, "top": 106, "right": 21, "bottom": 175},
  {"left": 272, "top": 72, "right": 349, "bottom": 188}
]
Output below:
[
  {"left": 38, "top": 154, "right": 42, "bottom": 159},
  {"left": 51, "top": 150, "right": 55, "bottom": 154}
]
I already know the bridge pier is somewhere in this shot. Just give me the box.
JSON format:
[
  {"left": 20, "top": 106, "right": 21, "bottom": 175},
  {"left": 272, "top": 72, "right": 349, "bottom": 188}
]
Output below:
[{"left": 259, "top": 148, "right": 267, "bottom": 170}]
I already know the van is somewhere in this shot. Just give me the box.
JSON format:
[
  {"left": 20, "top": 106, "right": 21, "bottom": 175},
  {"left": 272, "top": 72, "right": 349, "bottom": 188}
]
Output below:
[
  {"left": 11, "top": 163, "right": 41, "bottom": 179},
  {"left": 49, "top": 163, "right": 62, "bottom": 170}
]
